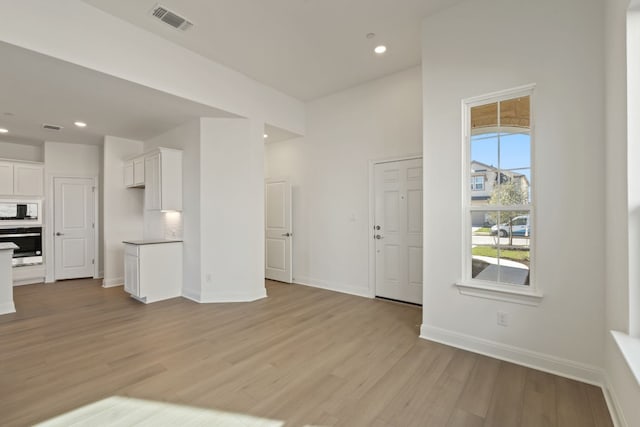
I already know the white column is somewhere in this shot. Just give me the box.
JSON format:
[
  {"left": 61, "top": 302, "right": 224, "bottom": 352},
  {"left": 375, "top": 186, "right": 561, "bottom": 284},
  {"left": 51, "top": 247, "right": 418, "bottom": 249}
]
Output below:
[{"left": 198, "top": 118, "right": 266, "bottom": 302}]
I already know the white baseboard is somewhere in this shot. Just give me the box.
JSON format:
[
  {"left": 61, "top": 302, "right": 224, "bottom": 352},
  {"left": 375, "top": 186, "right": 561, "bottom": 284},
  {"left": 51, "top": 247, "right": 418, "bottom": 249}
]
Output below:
[
  {"left": 196, "top": 288, "right": 267, "bottom": 303},
  {"left": 102, "top": 277, "right": 124, "bottom": 288},
  {"left": 13, "top": 278, "right": 44, "bottom": 286},
  {"left": 181, "top": 287, "right": 201, "bottom": 303},
  {"left": 420, "top": 324, "right": 604, "bottom": 386},
  {"left": 0, "top": 301, "right": 16, "bottom": 315},
  {"left": 603, "top": 374, "right": 626, "bottom": 427},
  {"left": 294, "top": 276, "right": 372, "bottom": 299}
]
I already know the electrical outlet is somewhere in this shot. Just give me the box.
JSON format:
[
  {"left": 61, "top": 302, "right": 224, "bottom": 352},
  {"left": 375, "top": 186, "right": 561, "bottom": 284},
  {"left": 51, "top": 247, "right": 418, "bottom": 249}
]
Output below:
[{"left": 497, "top": 311, "right": 509, "bottom": 327}]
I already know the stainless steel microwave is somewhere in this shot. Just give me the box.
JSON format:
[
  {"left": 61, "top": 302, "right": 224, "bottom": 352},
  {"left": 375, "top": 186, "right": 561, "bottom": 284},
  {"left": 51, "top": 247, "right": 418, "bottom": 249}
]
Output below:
[{"left": 0, "top": 200, "right": 42, "bottom": 226}]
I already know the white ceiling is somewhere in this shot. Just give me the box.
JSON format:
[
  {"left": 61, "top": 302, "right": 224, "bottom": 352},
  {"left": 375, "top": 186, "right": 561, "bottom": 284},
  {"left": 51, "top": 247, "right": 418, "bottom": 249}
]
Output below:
[
  {"left": 0, "top": 41, "right": 237, "bottom": 146},
  {"left": 82, "top": 0, "right": 462, "bottom": 101}
]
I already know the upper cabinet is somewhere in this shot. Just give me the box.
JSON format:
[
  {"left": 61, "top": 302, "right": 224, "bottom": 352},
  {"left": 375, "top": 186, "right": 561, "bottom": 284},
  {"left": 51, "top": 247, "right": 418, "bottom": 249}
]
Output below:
[
  {"left": 133, "top": 157, "right": 145, "bottom": 187},
  {"left": 14, "top": 164, "right": 44, "bottom": 196},
  {"left": 0, "top": 160, "right": 44, "bottom": 197},
  {"left": 124, "top": 148, "right": 182, "bottom": 211},
  {"left": 144, "top": 148, "right": 182, "bottom": 211},
  {"left": 124, "top": 155, "right": 145, "bottom": 188},
  {"left": 0, "top": 162, "right": 13, "bottom": 195}
]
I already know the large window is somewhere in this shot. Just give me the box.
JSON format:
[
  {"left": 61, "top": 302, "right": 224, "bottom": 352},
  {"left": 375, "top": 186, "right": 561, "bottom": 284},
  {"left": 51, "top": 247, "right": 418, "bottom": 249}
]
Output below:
[{"left": 464, "top": 86, "right": 534, "bottom": 288}]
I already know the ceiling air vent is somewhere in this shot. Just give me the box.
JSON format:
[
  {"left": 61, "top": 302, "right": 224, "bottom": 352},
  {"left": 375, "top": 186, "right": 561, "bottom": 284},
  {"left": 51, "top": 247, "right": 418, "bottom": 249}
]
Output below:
[
  {"left": 42, "top": 124, "right": 63, "bottom": 131},
  {"left": 150, "top": 4, "right": 193, "bottom": 31}
]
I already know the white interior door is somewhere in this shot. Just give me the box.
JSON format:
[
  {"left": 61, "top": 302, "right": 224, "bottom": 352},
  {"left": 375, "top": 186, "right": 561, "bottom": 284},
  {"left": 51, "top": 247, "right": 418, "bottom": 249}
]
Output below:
[
  {"left": 54, "top": 177, "right": 95, "bottom": 280},
  {"left": 374, "top": 158, "right": 423, "bottom": 305},
  {"left": 265, "top": 178, "right": 292, "bottom": 283}
]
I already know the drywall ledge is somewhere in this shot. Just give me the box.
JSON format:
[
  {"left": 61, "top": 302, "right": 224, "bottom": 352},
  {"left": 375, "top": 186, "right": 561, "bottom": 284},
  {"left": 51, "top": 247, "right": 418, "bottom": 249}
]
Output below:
[
  {"left": 611, "top": 330, "right": 640, "bottom": 387},
  {"left": 420, "top": 324, "right": 603, "bottom": 386}
]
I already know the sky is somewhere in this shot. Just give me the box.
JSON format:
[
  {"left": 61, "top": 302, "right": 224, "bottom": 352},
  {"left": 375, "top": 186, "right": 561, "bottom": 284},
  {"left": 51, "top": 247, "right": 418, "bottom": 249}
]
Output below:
[{"left": 471, "top": 132, "right": 531, "bottom": 183}]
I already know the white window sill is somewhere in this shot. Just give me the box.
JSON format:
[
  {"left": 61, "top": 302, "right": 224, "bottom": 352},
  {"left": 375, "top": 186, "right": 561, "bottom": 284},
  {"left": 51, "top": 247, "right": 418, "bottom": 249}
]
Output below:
[
  {"left": 455, "top": 281, "right": 544, "bottom": 306},
  {"left": 611, "top": 330, "right": 640, "bottom": 387}
]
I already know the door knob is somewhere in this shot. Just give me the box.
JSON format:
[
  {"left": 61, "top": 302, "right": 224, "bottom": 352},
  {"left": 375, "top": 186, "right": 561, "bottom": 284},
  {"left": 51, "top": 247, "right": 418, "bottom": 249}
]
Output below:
[
  {"left": 375, "top": 225, "right": 381, "bottom": 230},
  {"left": 55, "top": 232, "right": 64, "bottom": 236},
  {"left": 281, "top": 232, "right": 292, "bottom": 237},
  {"left": 375, "top": 234, "right": 383, "bottom": 239}
]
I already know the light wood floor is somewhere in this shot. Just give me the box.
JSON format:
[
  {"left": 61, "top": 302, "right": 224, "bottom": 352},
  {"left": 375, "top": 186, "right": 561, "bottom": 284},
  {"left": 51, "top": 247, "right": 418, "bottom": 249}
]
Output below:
[{"left": 0, "top": 279, "right": 612, "bottom": 426}]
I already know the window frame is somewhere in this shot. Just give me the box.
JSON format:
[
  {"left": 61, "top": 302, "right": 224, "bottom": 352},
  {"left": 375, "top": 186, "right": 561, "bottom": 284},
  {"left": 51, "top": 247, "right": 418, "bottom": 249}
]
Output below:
[{"left": 458, "top": 84, "right": 542, "bottom": 303}]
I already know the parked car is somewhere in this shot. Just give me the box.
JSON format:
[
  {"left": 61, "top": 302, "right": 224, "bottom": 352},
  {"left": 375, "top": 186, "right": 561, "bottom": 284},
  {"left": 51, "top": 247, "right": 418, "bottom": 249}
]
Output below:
[{"left": 491, "top": 215, "right": 530, "bottom": 237}]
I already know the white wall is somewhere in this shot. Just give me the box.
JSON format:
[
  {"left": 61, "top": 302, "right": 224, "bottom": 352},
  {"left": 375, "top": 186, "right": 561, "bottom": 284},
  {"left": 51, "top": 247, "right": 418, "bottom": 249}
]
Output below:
[
  {"left": 604, "top": 0, "right": 640, "bottom": 425},
  {"left": 265, "top": 66, "right": 422, "bottom": 296},
  {"left": 0, "top": 141, "right": 43, "bottom": 162},
  {"left": 0, "top": 0, "right": 304, "bottom": 136},
  {"left": 200, "top": 118, "right": 266, "bottom": 302},
  {"left": 102, "top": 136, "right": 143, "bottom": 287},
  {"left": 144, "top": 120, "right": 200, "bottom": 297},
  {"left": 420, "top": 0, "right": 605, "bottom": 381},
  {"left": 44, "top": 141, "right": 102, "bottom": 282}
]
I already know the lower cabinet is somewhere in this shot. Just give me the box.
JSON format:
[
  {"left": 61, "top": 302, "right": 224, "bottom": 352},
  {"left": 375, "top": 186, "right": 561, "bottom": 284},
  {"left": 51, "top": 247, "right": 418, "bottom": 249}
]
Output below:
[{"left": 123, "top": 241, "right": 182, "bottom": 303}]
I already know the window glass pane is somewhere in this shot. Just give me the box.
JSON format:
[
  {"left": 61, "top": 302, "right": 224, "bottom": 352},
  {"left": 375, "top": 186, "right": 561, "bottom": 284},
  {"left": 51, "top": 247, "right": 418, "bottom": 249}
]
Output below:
[
  {"left": 499, "top": 132, "right": 530, "bottom": 170},
  {"left": 471, "top": 211, "right": 500, "bottom": 280},
  {"left": 472, "top": 210, "right": 530, "bottom": 286},
  {"left": 501, "top": 168, "right": 531, "bottom": 205},
  {"left": 470, "top": 134, "right": 498, "bottom": 205},
  {"left": 495, "top": 210, "right": 530, "bottom": 286},
  {"left": 490, "top": 170, "right": 530, "bottom": 206}
]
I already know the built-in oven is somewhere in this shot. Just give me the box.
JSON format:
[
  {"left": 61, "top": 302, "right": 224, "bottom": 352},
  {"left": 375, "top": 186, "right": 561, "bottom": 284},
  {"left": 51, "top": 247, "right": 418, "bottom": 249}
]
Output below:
[{"left": 0, "top": 227, "right": 43, "bottom": 266}]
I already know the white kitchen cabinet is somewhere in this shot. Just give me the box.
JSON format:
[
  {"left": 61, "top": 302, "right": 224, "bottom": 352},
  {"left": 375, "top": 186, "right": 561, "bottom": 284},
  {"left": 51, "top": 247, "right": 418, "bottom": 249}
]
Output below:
[
  {"left": 14, "top": 163, "right": 44, "bottom": 196},
  {"left": 124, "top": 249, "right": 139, "bottom": 296},
  {"left": 144, "top": 153, "right": 161, "bottom": 210},
  {"left": 123, "top": 162, "right": 134, "bottom": 187},
  {"left": 123, "top": 241, "right": 182, "bottom": 303},
  {"left": 124, "top": 155, "right": 145, "bottom": 188},
  {"left": 144, "top": 148, "right": 182, "bottom": 211},
  {"left": 0, "top": 162, "right": 13, "bottom": 195},
  {"left": 0, "top": 160, "right": 43, "bottom": 197},
  {"left": 133, "top": 157, "right": 145, "bottom": 186}
]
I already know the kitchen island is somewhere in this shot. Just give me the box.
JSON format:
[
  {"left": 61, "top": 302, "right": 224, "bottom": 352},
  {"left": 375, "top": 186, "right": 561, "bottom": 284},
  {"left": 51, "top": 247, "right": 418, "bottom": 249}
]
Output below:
[{"left": 0, "top": 242, "right": 18, "bottom": 315}]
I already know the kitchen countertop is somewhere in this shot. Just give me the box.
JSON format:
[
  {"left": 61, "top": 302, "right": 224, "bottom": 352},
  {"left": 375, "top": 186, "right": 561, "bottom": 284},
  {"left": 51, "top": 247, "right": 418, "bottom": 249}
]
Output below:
[
  {"left": 123, "top": 239, "right": 183, "bottom": 246},
  {"left": 0, "top": 243, "right": 18, "bottom": 251}
]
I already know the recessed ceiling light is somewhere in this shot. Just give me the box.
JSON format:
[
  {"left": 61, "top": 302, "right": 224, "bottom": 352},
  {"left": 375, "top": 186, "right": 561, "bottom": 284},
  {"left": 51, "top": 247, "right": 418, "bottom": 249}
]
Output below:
[
  {"left": 263, "top": 133, "right": 269, "bottom": 139},
  {"left": 0, "top": 128, "right": 8, "bottom": 133},
  {"left": 374, "top": 45, "right": 387, "bottom": 54},
  {"left": 74, "top": 121, "right": 87, "bottom": 128},
  {"left": 366, "top": 33, "right": 376, "bottom": 39}
]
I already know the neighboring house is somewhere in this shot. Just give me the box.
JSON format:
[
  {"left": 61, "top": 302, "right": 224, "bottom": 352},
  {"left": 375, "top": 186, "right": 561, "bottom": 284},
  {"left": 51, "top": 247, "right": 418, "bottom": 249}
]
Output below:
[{"left": 470, "top": 160, "right": 529, "bottom": 226}]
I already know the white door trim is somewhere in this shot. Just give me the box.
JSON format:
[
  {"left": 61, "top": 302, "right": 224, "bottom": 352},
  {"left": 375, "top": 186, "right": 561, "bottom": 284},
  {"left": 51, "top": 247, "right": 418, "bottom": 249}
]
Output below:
[
  {"left": 45, "top": 174, "right": 99, "bottom": 283},
  {"left": 368, "top": 154, "right": 423, "bottom": 299}
]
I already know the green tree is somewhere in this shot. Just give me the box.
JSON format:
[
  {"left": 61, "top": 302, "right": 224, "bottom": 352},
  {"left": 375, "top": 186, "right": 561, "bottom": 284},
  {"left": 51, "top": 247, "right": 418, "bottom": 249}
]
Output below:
[{"left": 488, "top": 180, "right": 528, "bottom": 245}]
